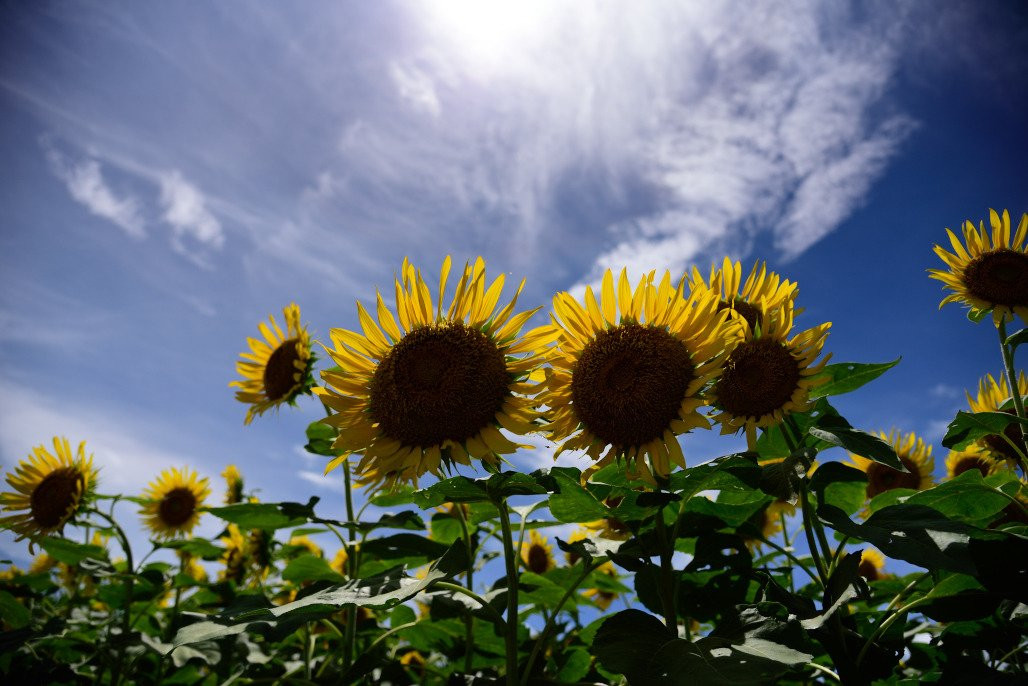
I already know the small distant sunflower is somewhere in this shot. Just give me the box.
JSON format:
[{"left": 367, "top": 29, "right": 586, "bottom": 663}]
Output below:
[
  {"left": 29, "top": 553, "right": 57, "bottom": 575},
  {"left": 689, "top": 258, "right": 799, "bottom": 334},
  {"left": 521, "top": 529, "right": 555, "bottom": 574},
  {"left": 849, "top": 430, "right": 934, "bottom": 500},
  {"left": 317, "top": 257, "right": 554, "bottom": 487},
  {"left": 177, "top": 550, "right": 208, "bottom": 583},
  {"left": 288, "top": 535, "right": 322, "bottom": 557},
  {"left": 249, "top": 529, "right": 272, "bottom": 578},
  {"left": 583, "top": 562, "right": 620, "bottom": 611},
  {"left": 945, "top": 444, "right": 1004, "bottom": 480},
  {"left": 231, "top": 303, "right": 316, "bottom": 424},
  {"left": 140, "top": 468, "right": 210, "bottom": 539},
  {"left": 331, "top": 547, "right": 349, "bottom": 576},
  {"left": 564, "top": 529, "right": 589, "bottom": 565},
  {"left": 744, "top": 499, "right": 796, "bottom": 549},
  {"left": 400, "top": 650, "right": 427, "bottom": 677},
  {"left": 0, "top": 437, "right": 97, "bottom": 542},
  {"left": 543, "top": 268, "right": 739, "bottom": 482},
  {"left": 966, "top": 371, "right": 1028, "bottom": 464},
  {"left": 220, "top": 524, "right": 247, "bottom": 583},
  {"left": 582, "top": 496, "right": 632, "bottom": 541},
  {"left": 222, "top": 465, "right": 244, "bottom": 504},
  {"left": 710, "top": 304, "right": 831, "bottom": 446},
  {"left": 857, "top": 548, "right": 888, "bottom": 582},
  {"left": 929, "top": 209, "right": 1028, "bottom": 325}
]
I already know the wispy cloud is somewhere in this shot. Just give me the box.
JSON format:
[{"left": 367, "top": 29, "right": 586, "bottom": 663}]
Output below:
[
  {"left": 44, "top": 144, "right": 146, "bottom": 239},
  {"left": 158, "top": 170, "right": 224, "bottom": 266}
]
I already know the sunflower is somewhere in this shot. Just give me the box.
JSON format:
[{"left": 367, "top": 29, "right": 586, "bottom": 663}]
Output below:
[
  {"left": 140, "top": 467, "right": 210, "bottom": 539},
  {"left": 583, "top": 562, "right": 620, "bottom": 611},
  {"left": 521, "top": 529, "right": 555, "bottom": 574},
  {"left": 400, "top": 650, "right": 428, "bottom": 677},
  {"left": 219, "top": 524, "right": 248, "bottom": 583},
  {"left": 929, "top": 209, "right": 1028, "bottom": 325},
  {"left": 857, "top": 548, "right": 888, "bottom": 582},
  {"left": 849, "top": 430, "right": 934, "bottom": 500},
  {"left": 564, "top": 529, "right": 589, "bottom": 565},
  {"left": 743, "top": 499, "right": 796, "bottom": 549},
  {"left": 29, "top": 553, "right": 57, "bottom": 576},
  {"left": 221, "top": 465, "right": 244, "bottom": 504},
  {"left": 288, "top": 535, "right": 322, "bottom": 557},
  {"left": 177, "top": 550, "right": 208, "bottom": 583},
  {"left": 0, "top": 437, "right": 97, "bottom": 543},
  {"left": 331, "top": 547, "right": 349, "bottom": 576},
  {"left": 248, "top": 528, "right": 273, "bottom": 579},
  {"left": 316, "top": 257, "right": 553, "bottom": 488},
  {"left": 709, "top": 304, "right": 831, "bottom": 446},
  {"left": 945, "top": 444, "right": 1004, "bottom": 480},
  {"left": 231, "top": 303, "right": 316, "bottom": 424},
  {"left": 542, "top": 268, "right": 739, "bottom": 482},
  {"left": 966, "top": 371, "right": 1028, "bottom": 465},
  {"left": 689, "top": 258, "right": 799, "bottom": 335}
]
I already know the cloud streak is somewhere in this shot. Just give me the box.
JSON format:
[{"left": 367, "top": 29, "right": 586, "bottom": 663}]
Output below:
[{"left": 44, "top": 145, "right": 146, "bottom": 239}]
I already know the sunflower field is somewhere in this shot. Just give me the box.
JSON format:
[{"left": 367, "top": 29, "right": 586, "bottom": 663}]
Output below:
[{"left": 1, "top": 209, "right": 1026, "bottom": 685}]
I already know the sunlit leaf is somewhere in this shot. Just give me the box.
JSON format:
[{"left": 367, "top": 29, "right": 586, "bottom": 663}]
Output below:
[{"left": 808, "top": 358, "right": 900, "bottom": 399}]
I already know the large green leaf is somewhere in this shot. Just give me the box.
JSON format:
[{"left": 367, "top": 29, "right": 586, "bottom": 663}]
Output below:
[
  {"left": 808, "top": 359, "right": 900, "bottom": 399},
  {"left": 0, "top": 591, "right": 30, "bottom": 629},
  {"left": 170, "top": 541, "right": 468, "bottom": 649},
  {"left": 280, "top": 554, "right": 346, "bottom": 584},
  {"left": 904, "top": 470, "right": 1012, "bottom": 523},
  {"left": 357, "top": 533, "right": 450, "bottom": 577},
  {"left": 755, "top": 398, "right": 842, "bottom": 459},
  {"left": 942, "top": 411, "right": 1028, "bottom": 450},
  {"left": 39, "top": 537, "right": 107, "bottom": 565},
  {"left": 207, "top": 501, "right": 313, "bottom": 530},
  {"left": 547, "top": 473, "right": 609, "bottom": 523},
  {"left": 808, "top": 462, "right": 867, "bottom": 516},
  {"left": 304, "top": 420, "right": 344, "bottom": 457},
  {"left": 807, "top": 415, "right": 904, "bottom": 471},
  {"left": 413, "top": 471, "right": 545, "bottom": 508}
]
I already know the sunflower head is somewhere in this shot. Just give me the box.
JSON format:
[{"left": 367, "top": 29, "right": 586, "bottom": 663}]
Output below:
[
  {"left": 710, "top": 304, "right": 831, "bottom": 441},
  {"left": 689, "top": 258, "right": 799, "bottom": 335},
  {"left": 0, "top": 437, "right": 97, "bottom": 544},
  {"left": 331, "top": 547, "right": 349, "bottom": 576},
  {"left": 177, "top": 550, "right": 209, "bottom": 583},
  {"left": 966, "top": 371, "right": 1028, "bottom": 464},
  {"left": 521, "top": 529, "right": 555, "bottom": 575},
  {"left": 231, "top": 303, "right": 316, "bottom": 424},
  {"left": 583, "top": 562, "right": 620, "bottom": 611},
  {"left": 29, "top": 553, "right": 58, "bottom": 576},
  {"left": 849, "top": 430, "right": 934, "bottom": 500},
  {"left": 317, "top": 257, "right": 552, "bottom": 488},
  {"left": 858, "top": 548, "right": 888, "bottom": 581},
  {"left": 743, "top": 499, "right": 797, "bottom": 549},
  {"left": 929, "top": 209, "right": 1028, "bottom": 325},
  {"left": 140, "top": 467, "right": 210, "bottom": 539},
  {"left": 945, "top": 444, "right": 1004, "bottom": 480},
  {"left": 542, "top": 268, "right": 740, "bottom": 482},
  {"left": 221, "top": 465, "right": 244, "bottom": 505},
  {"left": 287, "top": 535, "right": 322, "bottom": 558},
  {"left": 219, "top": 523, "right": 248, "bottom": 584}
]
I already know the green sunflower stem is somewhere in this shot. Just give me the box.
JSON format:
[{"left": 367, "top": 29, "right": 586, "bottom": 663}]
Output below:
[
  {"left": 497, "top": 499, "right": 520, "bottom": 686},
  {"left": 341, "top": 458, "right": 358, "bottom": 673},
  {"left": 456, "top": 504, "right": 477, "bottom": 674},
  {"left": 997, "top": 319, "right": 1028, "bottom": 475},
  {"left": 89, "top": 508, "right": 134, "bottom": 686},
  {"left": 654, "top": 510, "right": 678, "bottom": 632}
]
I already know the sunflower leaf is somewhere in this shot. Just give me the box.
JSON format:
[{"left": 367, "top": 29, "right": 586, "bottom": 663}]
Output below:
[
  {"left": 281, "top": 554, "right": 346, "bottom": 584},
  {"left": 39, "top": 537, "right": 107, "bottom": 565},
  {"left": 304, "top": 420, "right": 344, "bottom": 457},
  {"left": 941, "top": 411, "right": 1028, "bottom": 450},
  {"left": 807, "top": 418, "right": 905, "bottom": 472},
  {"left": 807, "top": 358, "right": 900, "bottom": 399},
  {"left": 548, "top": 473, "right": 609, "bottom": 523},
  {"left": 1006, "top": 327, "right": 1028, "bottom": 349},
  {"left": 207, "top": 502, "right": 311, "bottom": 530}
]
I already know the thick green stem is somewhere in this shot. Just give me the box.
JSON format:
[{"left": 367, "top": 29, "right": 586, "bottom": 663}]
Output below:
[
  {"left": 654, "top": 512, "right": 678, "bottom": 632},
  {"left": 456, "top": 504, "right": 476, "bottom": 673},
  {"left": 521, "top": 561, "right": 598, "bottom": 686},
  {"left": 997, "top": 320, "right": 1028, "bottom": 474},
  {"left": 341, "top": 459, "right": 358, "bottom": 672},
  {"left": 497, "top": 501, "right": 520, "bottom": 686}
]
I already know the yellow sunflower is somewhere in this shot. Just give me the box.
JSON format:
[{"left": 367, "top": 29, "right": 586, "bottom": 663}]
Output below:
[
  {"left": 0, "top": 437, "right": 97, "bottom": 542},
  {"left": 583, "top": 562, "right": 620, "bottom": 611},
  {"left": 848, "top": 430, "right": 934, "bottom": 500},
  {"left": 231, "top": 303, "right": 315, "bottom": 424},
  {"left": 582, "top": 496, "right": 632, "bottom": 541},
  {"left": 221, "top": 465, "right": 244, "bottom": 505},
  {"left": 689, "top": 258, "right": 799, "bottom": 335},
  {"left": 743, "top": 499, "right": 796, "bottom": 549},
  {"left": 542, "top": 268, "right": 739, "bottom": 482},
  {"left": 139, "top": 467, "right": 210, "bottom": 539},
  {"left": 177, "top": 550, "right": 208, "bottom": 583},
  {"left": 248, "top": 528, "right": 272, "bottom": 579},
  {"left": 929, "top": 208, "right": 1028, "bottom": 325},
  {"left": 316, "top": 256, "right": 553, "bottom": 488},
  {"left": 709, "top": 304, "right": 831, "bottom": 446},
  {"left": 219, "top": 523, "right": 248, "bottom": 583},
  {"left": 966, "top": 371, "right": 1028, "bottom": 465},
  {"left": 857, "top": 548, "right": 888, "bottom": 582},
  {"left": 521, "top": 529, "right": 555, "bottom": 574},
  {"left": 945, "top": 444, "right": 1004, "bottom": 480},
  {"left": 400, "top": 650, "right": 427, "bottom": 677},
  {"left": 288, "top": 535, "right": 322, "bottom": 557},
  {"left": 29, "top": 553, "right": 57, "bottom": 575},
  {"left": 330, "top": 547, "right": 349, "bottom": 576}
]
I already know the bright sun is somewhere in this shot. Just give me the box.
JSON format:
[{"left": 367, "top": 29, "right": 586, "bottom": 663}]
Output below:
[{"left": 422, "top": 0, "right": 559, "bottom": 70}]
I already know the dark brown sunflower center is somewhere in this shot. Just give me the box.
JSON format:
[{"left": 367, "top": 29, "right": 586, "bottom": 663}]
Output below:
[
  {"left": 865, "top": 456, "right": 922, "bottom": 499},
  {"left": 571, "top": 323, "right": 695, "bottom": 449},
  {"left": 716, "top": 338, "right": 801, "bottom": 419},
  {"left": 159, "top": 487, "right": 198, "bottom": 527},
  {"left": 30, "top": 467, "right": 81, "bottom": 528},
  {"left": 718, "top": 298, "right": 763, "bottom": 332},
  {"left": 263, "top": 338, "right": 302, "bottom": 401},
  {"left": 369, "top": 322, "right": 509, "bottom": 448},
  {"left": 983, "top": 408, "right": 1028, "bottom": 463},
  {"left": 952, "top": 456, "right": 992, "bottom": 477},
  {"left": 963, "top": 249, "right": 1028, "bottom": 307},
  {"left": 858, "top": 559, "right": 881, "bottom": 582},
  {"left": 526, "top": 544, "right": 551, "bottom": 574}
]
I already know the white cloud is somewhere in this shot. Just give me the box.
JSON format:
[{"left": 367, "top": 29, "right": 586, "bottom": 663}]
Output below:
[
  {"left": 44, "top": 147, "right": 146, "bottom": 239},
  {"left": 158, "top": 170, "right": 224, "bottom": 265},
  {"left": 929, "top": 383, "right": 960, "bottom": 400},
  {"left": 389, "top": 62, "right": 441, "bottom": 116}
]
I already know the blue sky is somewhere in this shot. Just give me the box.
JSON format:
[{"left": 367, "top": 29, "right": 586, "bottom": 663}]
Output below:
[{"left": 1, "top": 1, "right": 1027, "bottom": 565}]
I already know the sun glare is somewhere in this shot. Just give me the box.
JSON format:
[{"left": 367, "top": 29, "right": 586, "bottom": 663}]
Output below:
[{"left": 422, "top": 0, "right": 559, "bottom": 71}]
